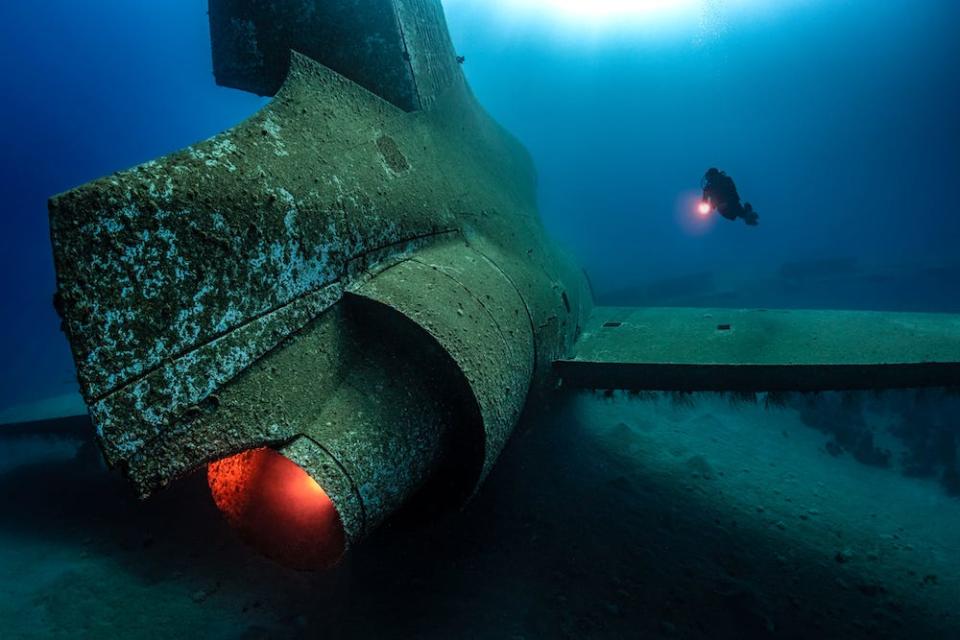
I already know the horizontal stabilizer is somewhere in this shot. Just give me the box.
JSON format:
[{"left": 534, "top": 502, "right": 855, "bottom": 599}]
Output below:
[{"left": 556, "top": 307, "right": 960, "bottom": 392}]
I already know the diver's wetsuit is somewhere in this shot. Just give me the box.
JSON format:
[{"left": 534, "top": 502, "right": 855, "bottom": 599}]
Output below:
[{"left": 702, "top": 168, "right": 759, "bottom": 226}]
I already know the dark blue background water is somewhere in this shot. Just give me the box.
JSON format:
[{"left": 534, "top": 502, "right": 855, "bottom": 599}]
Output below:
[{"left": 1, "top": 0, "right": 958, "bottom": 409}]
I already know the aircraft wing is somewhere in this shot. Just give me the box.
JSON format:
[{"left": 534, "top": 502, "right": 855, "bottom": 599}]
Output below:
[{"left": 556, "top": 307, "right": 960, "bottom": 392}]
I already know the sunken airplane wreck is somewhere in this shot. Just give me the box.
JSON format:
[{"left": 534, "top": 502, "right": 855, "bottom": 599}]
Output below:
[{"left": 49, "top": 0, "right": 960, "bottom": 569}]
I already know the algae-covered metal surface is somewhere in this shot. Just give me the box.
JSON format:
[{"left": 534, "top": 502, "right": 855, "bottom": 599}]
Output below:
[
  {"left": 558, "top": 307, "right": 960, "bottom": 391},
  {"left": 49, "top": 0, "right": 588, "bottom": 549}
]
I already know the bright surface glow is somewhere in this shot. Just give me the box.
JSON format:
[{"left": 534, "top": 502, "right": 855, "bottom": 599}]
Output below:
[
  {"left": 496, "top": 0, "right": 699, "bottom": 21},
  {"left": 698, "top": 201, "right": 712, "bottom": 216},
  {"left": 455, "top": 0, "right": 703, "bottom": 30},
  {"left": 443, "top": 0, "right": 792, "bottom": 39}
]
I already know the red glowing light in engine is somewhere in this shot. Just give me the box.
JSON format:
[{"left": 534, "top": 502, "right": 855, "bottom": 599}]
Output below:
[
  {"left": 208, "top": 448, "right": 346, "bottom": 570},
  {"left": 698, "top": 201, "right": 712, "bottom": 216}
]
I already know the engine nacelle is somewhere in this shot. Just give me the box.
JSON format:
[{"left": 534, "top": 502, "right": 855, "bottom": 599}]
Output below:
[{"left": 48, "top": 0, "right": 591, "bottom": 568}]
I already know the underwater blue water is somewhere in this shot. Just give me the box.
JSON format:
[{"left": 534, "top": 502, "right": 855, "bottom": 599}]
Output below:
[
  {"left": 2, "top": 4, "right": 960, "bottom": 638},
  {"left": 1, "top": 0, "right": 958, "bottom": 408},
  {"left": 445, "top": 0, "right": 960, "bottom": 292}
]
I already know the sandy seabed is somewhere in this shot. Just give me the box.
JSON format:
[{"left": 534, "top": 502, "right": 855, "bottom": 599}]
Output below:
[{"left": 0, "top": 392, "right": 957, "bottom": 639}]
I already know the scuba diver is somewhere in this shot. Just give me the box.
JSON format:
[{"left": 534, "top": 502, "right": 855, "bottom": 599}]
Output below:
[{"left": 701, "top": 168, "right": 759, "bottom": 226}]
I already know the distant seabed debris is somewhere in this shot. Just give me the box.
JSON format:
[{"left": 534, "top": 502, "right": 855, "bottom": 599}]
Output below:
[{"left": 585, "top": 388, "right": 960, "bottom": 498}]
